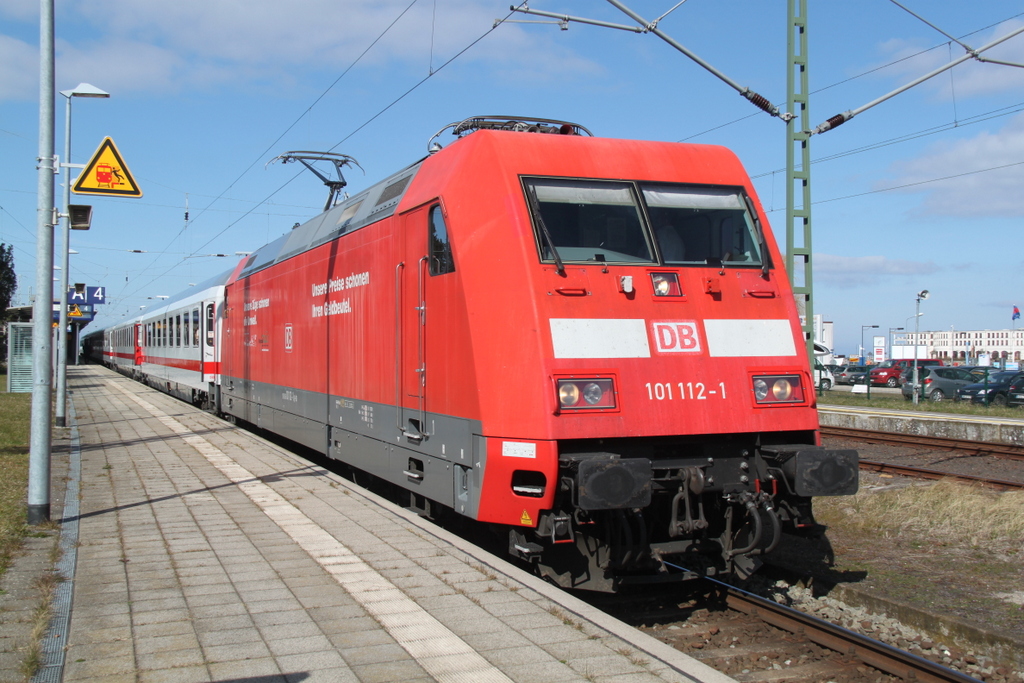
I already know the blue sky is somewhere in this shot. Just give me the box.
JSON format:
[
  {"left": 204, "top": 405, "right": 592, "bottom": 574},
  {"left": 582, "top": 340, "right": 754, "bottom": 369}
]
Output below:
[{"left": 2, "top": 1, "right": 1023, "bottom": 356}]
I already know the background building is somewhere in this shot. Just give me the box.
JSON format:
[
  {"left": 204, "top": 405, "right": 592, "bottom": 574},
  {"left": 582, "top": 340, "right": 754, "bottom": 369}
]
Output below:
[{"left": 893, "top": 328, "right": 1024, "bottom": 366}]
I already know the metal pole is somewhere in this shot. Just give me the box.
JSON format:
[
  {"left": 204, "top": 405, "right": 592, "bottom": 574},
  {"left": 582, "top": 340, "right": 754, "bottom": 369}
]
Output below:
[
  {"left": 28, "top": 0, "right": 55, "bottom": 525},
  {"left": 55, "top": 93, "right": 71, "bottom": 427},
  {"left": 912, "top": 294, "right": 927, "bottom": 406},
  {"left": 786, "top": 0, "right": 815, "bottom": 368}
]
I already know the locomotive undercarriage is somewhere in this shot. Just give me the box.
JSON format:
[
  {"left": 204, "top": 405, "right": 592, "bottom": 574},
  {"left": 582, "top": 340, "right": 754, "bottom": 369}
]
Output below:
[{"left": 510, "top": 433, "right": 858, "bottom": 592}]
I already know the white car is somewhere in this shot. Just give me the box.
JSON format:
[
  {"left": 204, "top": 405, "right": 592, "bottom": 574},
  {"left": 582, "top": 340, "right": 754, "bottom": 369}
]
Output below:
[{"left": 813, "top": 361, "right": 834, "bottom": 391}]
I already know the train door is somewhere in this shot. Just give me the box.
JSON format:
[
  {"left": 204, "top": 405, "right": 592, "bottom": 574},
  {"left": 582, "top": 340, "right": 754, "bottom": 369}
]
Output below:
[
  {"left": 398, "top": 201, "right": 455, "bottom": 441},
  {"left": 202, "top": 301, "right": 216, "bottom": 380},
  {"left": 134, "top": 323, "right": 143, "bottom": 366},
  {"left": 399, "top": 206, "right": 429, "bottom": 440}
]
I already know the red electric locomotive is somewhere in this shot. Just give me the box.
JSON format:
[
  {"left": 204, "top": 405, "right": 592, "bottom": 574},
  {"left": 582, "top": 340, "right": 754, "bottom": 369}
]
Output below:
[
  {"left": 87, "top": 116, "right": 858, "bottom": 590},
  {"left": 214, "top": 116, "right": 857, "bottom": 590}
]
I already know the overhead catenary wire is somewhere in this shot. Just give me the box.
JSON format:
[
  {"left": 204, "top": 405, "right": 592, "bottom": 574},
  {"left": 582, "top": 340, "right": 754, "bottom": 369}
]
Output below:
[
  {"left": 765, "top": 159, "right": 1024, "bottom": 212},
  {"left": 109, "top": 3, "right": 522, "bottom": 317},
  {"left": 750, "top": 100, "right": 1024, "bottom": 179},
  {"left": 678, "top": 10, "right": 1024, "bottom": 143},
  {"left": 511, "top": 0, "right": 793, "bottom": 121},
  {"left": 809, "top": 23, "right": 1024, "bottom": 135}
]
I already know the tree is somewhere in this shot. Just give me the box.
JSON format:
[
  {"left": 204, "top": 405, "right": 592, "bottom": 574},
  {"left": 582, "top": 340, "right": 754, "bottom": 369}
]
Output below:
[{"left": 0, "top": 243, "right": 16, "bottom": 361}]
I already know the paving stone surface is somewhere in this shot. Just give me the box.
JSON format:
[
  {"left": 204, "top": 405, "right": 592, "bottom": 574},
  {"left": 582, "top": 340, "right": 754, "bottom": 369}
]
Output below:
[{"left": 28, "top": 366, "right": 736, "bottom": 682}]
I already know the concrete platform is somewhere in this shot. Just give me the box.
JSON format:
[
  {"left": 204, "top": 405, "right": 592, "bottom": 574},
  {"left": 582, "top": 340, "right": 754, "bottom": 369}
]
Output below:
[
  {"left": 819, "top": 404, "right": 1024, "bottom": 446},
  {"left": 53, "top": 365, "right": 734, "bottom": 683}
]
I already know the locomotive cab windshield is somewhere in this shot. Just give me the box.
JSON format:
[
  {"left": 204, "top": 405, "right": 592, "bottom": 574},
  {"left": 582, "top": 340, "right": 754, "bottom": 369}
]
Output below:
[{"left": 523, "top": 177, "right": 765, "bottom": 268}]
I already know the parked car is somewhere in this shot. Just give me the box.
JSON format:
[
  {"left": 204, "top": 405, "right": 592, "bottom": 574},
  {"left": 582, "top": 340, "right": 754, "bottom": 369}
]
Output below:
[
  {"left": 1006, "top": 375, "right": 1024, "bottom": 408},
  {"left": 851, "top": 369, "right": 873, "bottom": 385},
  {"left": 955, "top": 371, "right": 1024, "bottom": 406},
  {"left": 813, "top": 361, "right": 834, "bottom": 390},
  {"left": 869, "top": 358, "right": 944, "bottom": 387},
  {"left": 901, "top": 366, "right": 979, "bottom": 402},
  {"left": 834, "top": 365, "right": 869, "bottom": 385}
]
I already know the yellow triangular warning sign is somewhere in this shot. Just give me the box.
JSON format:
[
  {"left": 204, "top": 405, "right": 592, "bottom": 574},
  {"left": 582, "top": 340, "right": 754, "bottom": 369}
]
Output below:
[
  {"left": 520, "top": 510, "right": 533, "bottom": 525},
  {"left": 68, "top": 304, "right": 83, "bottom": 317},
  {"left": 72, "top": 137, "right": 142, "bottom": 198}
]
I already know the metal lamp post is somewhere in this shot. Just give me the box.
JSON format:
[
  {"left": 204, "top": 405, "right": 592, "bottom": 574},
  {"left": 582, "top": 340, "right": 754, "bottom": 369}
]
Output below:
[
  {"left": 860, "top": 325, "right": 878, "bottom": 364},
  {"left": 861, "top": 324, "right": 878, "bottom": 398},
  {"left": 56, "top": 83, "right": 109, "bottom": 428},
  {"left": 912, "top": 290, "right": 930, "bottom": 406}
]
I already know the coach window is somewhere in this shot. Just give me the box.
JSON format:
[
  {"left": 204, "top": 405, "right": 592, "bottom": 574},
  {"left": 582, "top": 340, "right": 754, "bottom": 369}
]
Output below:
[
  {"left": 176, "top": 314, "right": 182, "bottom": 347},
  {"left": 183, "top": 312, "right": 190, "bottom": 347},
  {"left": 428, "top": 204, "right": 454, "bottom": 276},
  {"left": 192, "top": 308, "right": 200, "bottom": 346}
]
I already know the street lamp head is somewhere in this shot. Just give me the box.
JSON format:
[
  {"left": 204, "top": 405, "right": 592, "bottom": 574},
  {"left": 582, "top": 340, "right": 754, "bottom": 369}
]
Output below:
[
  {"left": 918, "top": 289, "right": 930, "bottom": 300},
  {"left": 60, "top": 83, "right": 110, "bottom": 99}
]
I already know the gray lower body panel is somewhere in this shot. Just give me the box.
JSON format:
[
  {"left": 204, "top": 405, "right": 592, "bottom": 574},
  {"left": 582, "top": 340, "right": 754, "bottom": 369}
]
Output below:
[{"left": 221, "top": 376, "right": 485, "bottom": 518}]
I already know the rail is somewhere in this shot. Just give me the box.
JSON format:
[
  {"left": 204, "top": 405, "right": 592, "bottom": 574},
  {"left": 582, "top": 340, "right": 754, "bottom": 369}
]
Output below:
[{"left": 722, "top": 585, "right": 982, "bottom": 683}]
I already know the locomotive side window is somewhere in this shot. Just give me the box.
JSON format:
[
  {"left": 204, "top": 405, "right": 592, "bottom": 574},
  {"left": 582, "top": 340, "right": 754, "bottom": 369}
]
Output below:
[
  {"left": 641, "top": 184, "right": 763, "bottom": 267},
  {"left": 524, "top": 178, "right": 654, "bottom": 265},
  {"left": 428, "top": 204, "right": 455, "bottom": 276}
]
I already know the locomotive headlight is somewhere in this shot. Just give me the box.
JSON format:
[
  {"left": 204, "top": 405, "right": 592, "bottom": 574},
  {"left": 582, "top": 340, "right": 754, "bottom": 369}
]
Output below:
[
  {"left": 559, "top": 382, "right": 580, "bottom": 407},
  {"left": 650, "top": 272, "right": 682, "bottom": 297},
  {"left": 752, "top": 374, "right": 805, "bottom": 404},
  {"left": 556, "top": 377, "right": 617, "bottom": 411},
  {"left": 753, "top": 378, "right": 769, "bottom": 401},
  {"left": 772, "top": 378, "right": 793, "bottom": 401}
]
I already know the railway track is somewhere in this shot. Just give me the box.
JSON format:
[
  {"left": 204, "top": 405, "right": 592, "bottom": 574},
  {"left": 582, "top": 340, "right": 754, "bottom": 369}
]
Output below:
[
  {"left": 602, "top": 578, "right": 982, "bottom": 683},
  {"left": 858, "top": 459, "right": 1024, "bottom": 491},
  {"left": 720, "top": 586, "right": 981, "bottom": 682},
  {"left": 820, "top": 426, "right": 1024, "bottom": 461},
  {"left": 820, "top": 426, "right": 1024, "bottom": 489}
]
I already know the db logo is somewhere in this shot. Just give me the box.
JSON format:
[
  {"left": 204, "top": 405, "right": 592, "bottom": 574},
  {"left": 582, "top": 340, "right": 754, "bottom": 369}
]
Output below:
[{"left": 652, "top": 321, "right": 702, "bottom": 353}]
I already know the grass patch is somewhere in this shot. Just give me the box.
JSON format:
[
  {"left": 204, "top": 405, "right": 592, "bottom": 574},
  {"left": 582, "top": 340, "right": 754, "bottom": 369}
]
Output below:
[
  {"left": 820, "top": 389, "right": 1024, "bottom": 418},
  {"left": 816, "top": 479, "right": 1024, "bottom": 553},
  {"left": 0, "top": 373, "right": 33, "bottom": 579}
]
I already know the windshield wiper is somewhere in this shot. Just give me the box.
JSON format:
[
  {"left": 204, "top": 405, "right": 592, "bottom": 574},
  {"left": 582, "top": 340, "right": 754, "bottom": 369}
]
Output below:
[
  {"left": 526, "top": 185, "right": 565, "bottom": 275},
  {"left": 743, "top": 194, "right": 770, "bottom": 277}
]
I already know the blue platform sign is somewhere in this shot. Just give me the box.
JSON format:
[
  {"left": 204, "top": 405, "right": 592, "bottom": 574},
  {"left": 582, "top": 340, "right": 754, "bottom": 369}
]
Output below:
[
  {"left": 66, "top": 286, "right": 106, "bottom": 306},
  {"left": 52, "top": 303, "right": 95, "bottom": 323}
]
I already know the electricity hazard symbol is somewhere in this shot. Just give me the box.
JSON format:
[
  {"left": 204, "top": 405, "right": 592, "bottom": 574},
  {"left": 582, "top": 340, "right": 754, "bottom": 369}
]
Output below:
[
  {"left": 72, "top": 137, "right": 142, "bottom": 198},
  {"left": 520, "top": 510, "right": 533, "bottom": 525}
]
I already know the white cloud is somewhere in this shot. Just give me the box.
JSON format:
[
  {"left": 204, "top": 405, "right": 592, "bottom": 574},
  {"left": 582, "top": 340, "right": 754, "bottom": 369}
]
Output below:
[
  {"left": 0, "top": 34, "right": 37, "bottom": 101},
  {"left": 869, "top": 19, "right": 1024, "bottom": 102},
  {"left": 814, "top": 253, "right": 939, "bottom": 288},
  {"left": 881, "top": 111, "right": 1024, "bottom": 217},
  {"left": 0, "top": 1, "right": 603, "bottom": 101}
]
